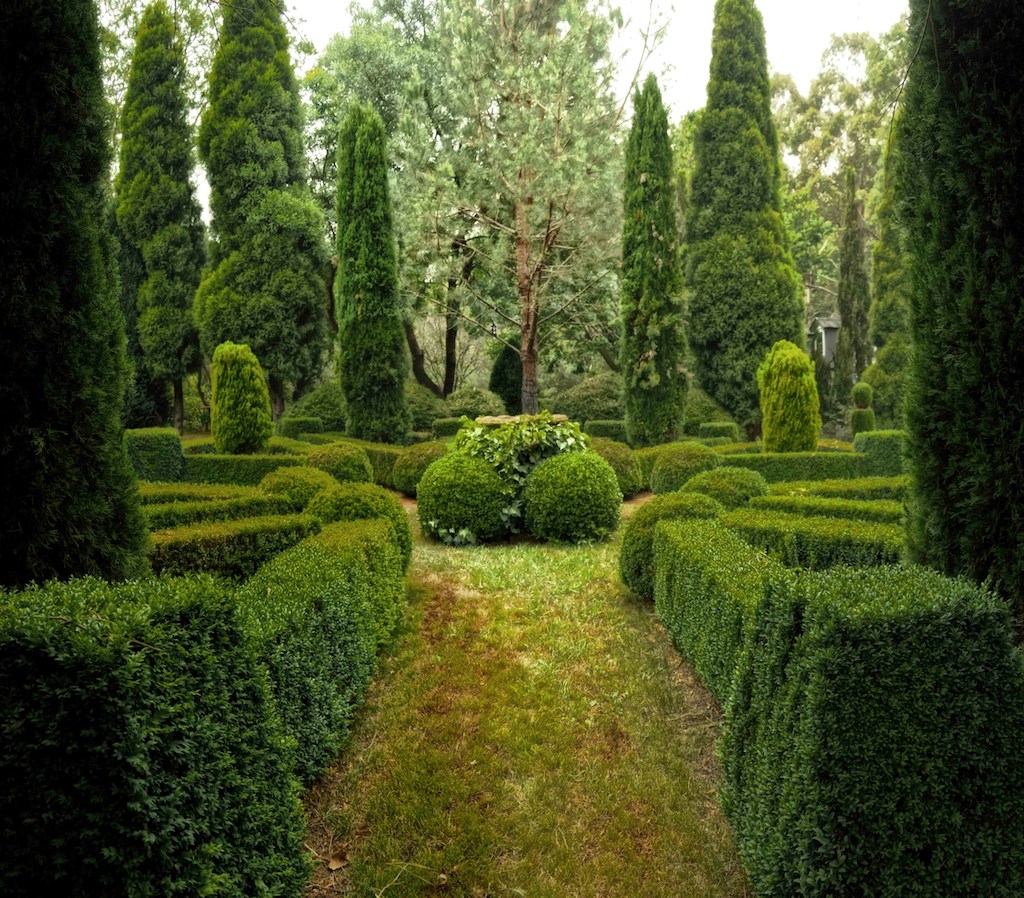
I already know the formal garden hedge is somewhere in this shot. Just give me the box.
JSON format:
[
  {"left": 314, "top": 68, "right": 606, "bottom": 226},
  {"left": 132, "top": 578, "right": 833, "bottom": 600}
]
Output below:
[
  {"left": 182, "top": 453, "right": 306, "bottom": 485},
  {"left": 680, "top": 466, "right": 770, "bottom": 510},
  {"left": 583, "top": 419, "right": 629, "bottom": 442},
  {"left": 276, "top": 416, "right": 324, "bottom": 438},
  {"left": 589, "top": 437, "right": 644, "bottom": 499},
  {"left": 853, "top": 429, "right": 905, "bottom": 476},
  {"left": 769, "top": 475, "right": 910, "bottom": 501},
  {"left": 748, "top": 494, "right": 903, "bottom": 524},
  {"left": 391, "top": 441, "right": 448, "bottom": 497},
  {"left": 143, "top": 494, "right": 295, "bottom": 529},
  {"left": 139, "top": 481, "right": 261, "bottom": 504},
  {"left": 258, "top": 466, "right": 338, "bottom": 510},
  {"left": 721, "top": 451, "right": 863, "bottom": 483},
  {"left": 307, "top": 482, "right": 413, "bottom": 571},
  {"left": 124, "top": 427, "right": 183, "bottom": 482}
]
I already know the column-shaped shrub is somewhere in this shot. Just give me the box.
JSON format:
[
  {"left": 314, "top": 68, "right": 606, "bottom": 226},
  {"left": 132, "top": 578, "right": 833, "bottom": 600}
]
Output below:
[
  {"left": 210, "top": 342, "right": 272, "bottom": 454},
  {"left": 850, "top": 380, "right": 875, "bottom": 435},
  {"left": 757, "top": 340, "right": 821, "bottom": 453}
]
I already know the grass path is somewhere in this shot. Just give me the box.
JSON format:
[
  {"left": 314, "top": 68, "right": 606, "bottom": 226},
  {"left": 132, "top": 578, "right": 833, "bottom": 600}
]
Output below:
[{"left": 305, "top": 517, "right": 751, "bottom": 898}]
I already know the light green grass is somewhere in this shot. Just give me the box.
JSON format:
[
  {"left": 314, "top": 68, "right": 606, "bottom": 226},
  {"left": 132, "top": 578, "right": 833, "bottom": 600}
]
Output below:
[{"left": 306, "top": 518, "right": 750, "bottom": 898}]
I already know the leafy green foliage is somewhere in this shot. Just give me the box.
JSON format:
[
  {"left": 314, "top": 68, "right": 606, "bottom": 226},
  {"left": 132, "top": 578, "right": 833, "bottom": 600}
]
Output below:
[
  {"left": 650, "top": 441, "right": 722, "bottom": 494},
  {"left": 621, "top": 75, "right": 686, "bottom": 447},
  {"left": 143, "top": 494, "right": 294, "bottom": 530},
  {"left": 432, "top": 417, "right": 466, "bottom": 438},
  {"left": 489, "top": 344, "right": 523, "bottom": 415},
  {"left": 769, "top": 475, "right": 909, "bottom": 502},
  {"left": 124, "top": 427, "right": 183, "bottom": 482},
  {"left": 0, "top": 0, "right": 148, "bottom": 587},
  {"left": 139, "top": 482, "right": 261, "bottom": 504},
  {"left": 721, "top": 451, "right": 861, "bottom": 483},
  {"left": 683, "top": 384, "right": 734, "bottom": 434},
  {"left": 851, "top": 380, "right": 872, "bottom": 409},
  {"left": 306, "top": 482, "right": 412, "bottom": 571},
  {"left": 0, "top": 575, "right": 308, "bottom": 896},
  {"left": 417, "top": 453, "right": 509, "bottom": 545},
  {"left": 748, "top": 495, "right": 903, "bottom": 525},
  {"left": 853, "top": 429, "right": 905, "bottom": 477},
  {"left": 277, "top": 417, "right": 323, "bottom": 438},
  {"left": 680, "top": 466, "right": 769, "bottom": 510},
  {"left": 289, "top": 381, "right": 347, "bottom": 431},
  {"left": 258, "top": 466, "right": 338, "bottom": 510},
  {"left": 589, "top": 438, "right": 644, "bottom": 500},
  {"left": 620, "top": 493, "right": 725, "bottom": 600},
  {"left": 445, "top": 386, "right": 507, "bottom": 419},
  {"left": 210, "top": 342, "right": 273, "bottom": 454},
  {"left": 391, "top": 441, "right": 448, "bottom": 497},
  {"left": 523, "top": 452, "right": 621, "bottom": 544},
  {"left": 757, "top": 340, "right": 821, "bottom": 453},
  {"left": 833, "top": 167, "right": 871, "bottom": 396},
  {"left": 850, "top": 407, "right": 875, "bottom": 435},
  {"left": 181, "top": 454, "right": 305, "bottom": 486},
  {"left": 583, "top": 420, "right": 628, "bottom": 442},
  {"left": 405, "top": 380, "right": 448, "bottom": 431},
  {"left": 307, "top": 443, "right": 374, "bottom": 485},
  {"left": 557, "top": 373, "right": 624, "bottom": 427},
  {"left": 697, "top": 421, "right": 740, "bottom": 441}
]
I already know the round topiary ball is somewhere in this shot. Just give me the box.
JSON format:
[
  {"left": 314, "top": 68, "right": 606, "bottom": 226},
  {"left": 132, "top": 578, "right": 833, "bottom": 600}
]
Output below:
[
  {"left": 307, "top": 443, "right": 373, "bottom": 484},
  {"left": 851, "top": 380, "right": 873, "bottom": 410},
  {"left": 417, "top": 453, "right": 509, "bottom": 544},
  {"left": 391, "top": 441, "right": 448, "bottom": 497},
  {"left": 259, "top": 466, "right": 338, "bottom": 510},
  {"left": 679, "top": 466, "right": 769, "bottom": 510},
  {"left": 619, "top": 492, "right": 725, "bottom": 600},
  {"left": 557, "top": 372, "right": 624, "bottom": 426},
  {"left": 649, "top": 441, "right": 722, "bottom": 494},
  {"left": 523, "top": 451, "right": 622, "bottom": 543},
  {"left": 306, "top": 482, "right": 413, "bottom": 570},
  {"left": 590, "top": 437, "right": 644, "bottom": 499},
  {"left": 210, "top": 341, "right": 273, "bottom": 454}
]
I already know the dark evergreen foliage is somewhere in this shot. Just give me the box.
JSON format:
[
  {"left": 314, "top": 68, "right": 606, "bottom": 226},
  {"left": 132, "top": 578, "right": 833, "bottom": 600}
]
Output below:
[
  {"left": 833, "top": 167, "right": 871, "bottom": 396},
  {"left": 0, "top": 0, "right": 148, "bottom": 587},
  {"left": 897, "top": 0, "right": 1024, "bottom": 632},
  {"left": 489, "top": 343, "right": 523, "bottom": 415}
]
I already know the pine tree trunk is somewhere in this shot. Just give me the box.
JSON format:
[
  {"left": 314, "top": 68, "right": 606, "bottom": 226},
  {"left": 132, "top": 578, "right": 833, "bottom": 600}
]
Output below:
[
  {"left": 173, "top": 378, "right": 184, "bottom": 434},
  {"left": 514, "top": 200, "right": 540, "bottom": 414}
]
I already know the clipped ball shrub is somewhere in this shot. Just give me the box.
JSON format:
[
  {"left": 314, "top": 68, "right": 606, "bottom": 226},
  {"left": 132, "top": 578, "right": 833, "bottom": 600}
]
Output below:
[
  {"left": 276, "top": 416, "right": 323, "bottom": 439},
  {"left": 757, "top": 339, "right": 821, "bottom": 453},
  {"left": 124, "top": 427, "right": 183, "bottom": 482},
  {"left": 851, "top": 380, "right": 873, "bottom": 409},
  {"left": 619, "top": 492, "right": 725, "bottom": 600},
  {"left": 557, "top": 372, "right": 624, "bottom": 426},
  {"left": 680, "top": 466, "right": 770, "bottom": 510},
  {"left": 523, "top": 451, "right": 622, "bottom": 544},
  {"left": 590, "top": 437, "right": 644, "bottom": 499},
  {"left": 418, "top": 453, "right": 509, "bottom": 544},
  {"left": 258, "top": 466, "right": 336, "bottom": 510},
  {"left": 306, "top": 482, "right": 412, "bottom": 570},
  {"left": 210, "top": 342, "right": 273, "bottom": 454},
  {"left": 391, "top": 441, "right": 448, "bottom": 497},
  {"left": 405, "top": 381, "right": 447, "bottom": 432},
  {"left": 445, "top": 386, "right": 506, "bottom": 419},
  {"left": 288, "top": 381, "right": 347, "bottom": 431},
  {"left": 650, "top": 441, "right": 722, "bottom": 494},
  {"left": 698, "top": 421, "right": 740, "bottom": 442},
  {"left": 584, "top": 419, "right": 629, "bottom": 442},
  {"left": 307, "top": 443, "right": 373, "bottom": 485},
  {"left": 488, "top": 342, "right": 523, "bottom": 415}
]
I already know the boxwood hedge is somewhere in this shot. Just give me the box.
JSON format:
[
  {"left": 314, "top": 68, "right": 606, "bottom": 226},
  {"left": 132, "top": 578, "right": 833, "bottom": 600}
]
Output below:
[
  {"left": 391, "top": 441, "right": 448, "bottom": 497},
  {"left": 748, "top": 495, "right": 903, "bottom": 525},
  {"left": 523, "top": 451, "right": 622, "bottom": 544},
  {"left": 138, "top": 482, "right": 261, "bottom": 504},
  {"left": 258, "top": 466, "right": 338, "bottom": 510},
  {"left": 181, "top": 454, "right": 306, "bottom": 486},
  {"left": 306, "top": 482, "right": 413, "bottom": 572},
  {"left": 143, "top": 494, "right": 294, "bottom": 530},
  {"left": 124, "top": 427, "right": 183, "bottom": 482},
  {"left": 680, "top": 466, "right": 770, "bottom": 510},
  {"left": 769, "top": 475, "right": 910, "bottom": 501},
  {"left": 721, "top": 451, "right": 863, "bottom": 483},
  {"left": 418, "top": 453, "right": 510, "bottom": 545}
]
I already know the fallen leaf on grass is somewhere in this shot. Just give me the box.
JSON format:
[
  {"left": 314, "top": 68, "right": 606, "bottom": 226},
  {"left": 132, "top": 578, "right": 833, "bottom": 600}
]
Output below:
[{"left": 327, "top": 848, "right": 349, "bottom": 871}]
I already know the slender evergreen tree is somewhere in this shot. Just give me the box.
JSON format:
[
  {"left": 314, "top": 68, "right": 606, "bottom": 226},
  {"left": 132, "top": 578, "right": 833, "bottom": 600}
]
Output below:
[
  {"left": 115, "top": 1, "right": 205, "bottom": 433},
  {"left": 620, "top": 74, "right": 686, "bottom": 447},
  {"left": 897, "top": 0, "right": 1024, "bottom": 632},
  {"left": 489, "top": 343, "right": 523, "bottom": 416},
  {"left": 0, "top": 0, "right": 148, "bottom": 587},
  {"left": 833, "top": 166, "right": 871, "bottom": 397},
  {"left": 336, "top": 103, "right": 410, "bottom": 442},
  {"left": 686, "top": 0, "right": 804, "bottom": 433}
]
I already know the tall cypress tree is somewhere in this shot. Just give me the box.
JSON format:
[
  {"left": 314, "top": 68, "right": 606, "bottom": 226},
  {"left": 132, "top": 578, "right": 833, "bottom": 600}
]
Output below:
[
  {"left": 337, "top": 103, "right": 410, "bottom": 442},
  {"left": 0, "top": 0, "right": 148, "bottom": 587},
  {"left": 194, "top": 0, "right": 328, "bottom": 417},
  {"left": 833, "top": 167, "right": 871, "bottom": 397},
  {"left": 621, "top": 74, "right": 686, "bottom": 447},
  {"left": 897, "top": 0, "right": 1024, "bottom": 631},
  {"left": 116, "top": 1, "right": 205, "bottom": 433},
  {"left": 686, "top": 0, "right": 804, "bottom": 432}
]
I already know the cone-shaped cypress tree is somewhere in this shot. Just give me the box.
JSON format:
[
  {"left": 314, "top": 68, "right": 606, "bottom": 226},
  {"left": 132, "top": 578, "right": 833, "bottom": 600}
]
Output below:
[
  {"left": 621, "top": 74, "right": 686, "bottom": 447},
  {"left": 833, "top": 167, "right": 871, "bottom": 396},
  {"left": 757, "top": 339, "right": 821, "bottom": 452},
  {"left": 336, "top": 103, "right": 410, "bottom": 442},
  {"left": 0, "top": 0, "right": 148, "bottom": 587},
  {"left": 686, "top": 0, "right": 804, "bottom": 433},
  {"left": 898, "top": 0, "right": 1024, "bottom": 633},
  {"left": 116, "top": 1, "right": 205, "bottom": 433}
]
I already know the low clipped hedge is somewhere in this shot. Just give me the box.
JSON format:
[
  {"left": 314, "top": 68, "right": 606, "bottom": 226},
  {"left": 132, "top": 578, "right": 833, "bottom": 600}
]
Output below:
[
  {"left": 583, "top": 419, "right": 628, "bottom": 442},
  {"left": 769, "top": 475, "right": 910, "bottom": 501},
  {"left": 276, "top": 416, "right": 324, "bottom": 439},
  {"left": 853, "top": 429, "right": 905, "bottom": 476},
  {"left": 723, "top": 565, "right": 1024, "bottom": 897},
  {"left": 124, "top": 427, "right": 183, "bottom": 482},
  {"left": 138, "top": 482, "right": 260, "bottom": 504},
  {"left": 680, "top": 467, "right": 769, "bottom": 510},
  {"left": 183, "top": 436, "right": 313, "bottom": 456},
  {"left": 307, "top": 482, "right": 413, "bottom": 571},
  {"left": 143, "top": 495, "right": 294, "bottom": 530},
  {"left": 432, "top": 417, "right": 466, "bottom": 439},
  {"left": 723, "top": 509, "right": 903, "bottom": 569},
  {"left": 634, "top": 445, "right": 662, "bottom": 489},
  {"left": 590, "top": 438, "right": 643, "bottom": 499},
  {"left": 307, "top": 443, "right": 373, "bottom": 485},
  {"left": 418, "top": 453, "right": 509, "bottom": 545},
  {"left": 149, "top": 514, "right": 320, "bottom": 580},
  {"left": 650, "top": 441, "right": 722, "bottom": 494},
  {"left": 181, "top": 453, "right": 305, "bottom": 486},
  {"left": 749, "top": 495, "right": 904, "bottom": 525},
  {"left": 335, "top": 438, "right": 403, "bottom": 486},
  {"left": 721, "top": 451, "right": 863, "bottom": 483},
  {"left": 619, "top": 493, "right": 725, "bottom": 600},
  {"left": 391, "top": 441, "right": 448, "bottom": 497},
  {"left": 236, "top": 520, "right": 405, "bottom": 783},
  {"left": 523, "top": 451, "right": 622, "bottom": 544},
  {"left": 259, "top": 466, "right": 338, "bottom": 510},
  {"left": 0, "top": 576, "right": 308, "bottom": 897},
  {"left": 697, "top": 421, "right": 740, "bottom": 441}
]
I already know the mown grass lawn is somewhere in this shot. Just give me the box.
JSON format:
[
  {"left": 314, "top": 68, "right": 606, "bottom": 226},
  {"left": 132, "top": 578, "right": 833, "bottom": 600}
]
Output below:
[{"left": 305, "top": 510, "right": 751, "bottom": 898}]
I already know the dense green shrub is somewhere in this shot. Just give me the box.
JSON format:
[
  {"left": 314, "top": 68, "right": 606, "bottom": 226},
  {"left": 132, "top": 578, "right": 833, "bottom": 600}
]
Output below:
[
  {"left": 306, "top": 482, "right": 412, "bottom": 571},
  {"left": 749, "top": 495, "right": 903, "bottom": 525},
  {"left": 144, "top": 495, "right": 294, "bottom": 530},
  {"left": 850, "top": 407, "right": 876, "bottom": 435},
  {"left": 184, "top": 435, "right": 313, "bottom": 456},
  {"left": 851, "top": 380, "right": 873, "bottom": 409},
  {"left": 289, "top": 381, "right": 347, "bottom": 431},
  {"left": 139, "top": 482, "right": 260, "bottom": 504},
  {"left": 0, "top": 575, "right": 307, "bottom": 897},
  {"left": 680, "top": 467, "right": 769, "bottom": 510},
  {"left": 149, "top": 514, "right": 320, "bottom": 580},
  {"left": 684, "top": 385, "right": 734, "bottom": 433},
  {"left": 432, "top": 417, "right": 465, "bottom": 438},
  {"left": 417, "top": 454, "right": 510, "bottom": 545},
  {"left": 853, "top": 429, "right": 905, "bottom": 477},
  {"left": 650, "top": 441, "right": 722, "bottom": 494},
  {"left": 769, "top": 475, "right": 910, "bottom": 502},
  {"left": 715, "top": 441, "right": 762, "bottom": 454},
  {"left": 259, "top": 466, "right": 337, "bottom": 510},
  {"left": 182, "top": 453, "right": 305, "bottom": 486},
  {"left": 620, "top": 493, "right": 725, "bottom": 600},
  {"left": 590, "top": 438, "right": 644, "bottom": 499},
  {"left": 335, "top": 438, "right": 404, "bottom": 486},
  {"left": 392, "top": 441, "right": 448, "bottom": 497},
  {"left": 721, "top": 451, "right": 863, "bottom": 483},
  {"left": 307, "top": 443, "right": 373, "bottom": 485},
  {"left": 210, "top": 342, "right": 273, "bottom": 454},
  {"left": 558, "top": 372, "right": 625, "bottom": 427},
  {"left": 445, "top": 386, "right": 506, "bottom": 419},
  {"left": 584, "top": 419, "right": 629, "bottom": 442},
  {"left": 277, "top": 416, "right": 323, "bottom": 439},
  {"left": 405, "top": 381, "right": 447, "bottom": 432},
  {"left": 723, "top": 508, "right": 903, "bottom": 569},
  {"left": 757, "top": 340, "right": 821, "bottom": 453},
  {"left": 523, "top": 452, "right": 622, "bottom": 544},
  {"left": 236, "top": 520, "right": 404, "bottom": 782},
  {"left": 724, "top": 565, "right": 1024, "bottom": 897},
  {"left": 124, "top": 428, "right": 184, "bottom": 482},
  {"left": 634, "top": 445, "right": 663, "bottom": 489},
  {"left": 488, "top": 343, "right": 523, "bottom": 415},
  {"left": 698, "top": 421, "right": 740, "bottom": 441}
]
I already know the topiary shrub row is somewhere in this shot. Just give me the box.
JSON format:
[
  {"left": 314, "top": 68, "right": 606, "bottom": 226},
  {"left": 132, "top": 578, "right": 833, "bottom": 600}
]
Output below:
[
  {"left": 144, "top": 494, "right": 295, "bottom": 530},
  {"left": 149, "top": 514, "right": 320, "bottom": 580},
  {"left": 721, "top": 451, "right": 864, "bottom": 483},
  {"left": 139, "top": 481, "right": 261, "bottom": 504},
  {"left": 650, "top": 441, "right": 722, "bottom": 493},
  {"left": 391, "top": 441, "right": 448, "bottom": 497},
  {"left": 124, "top": 427, "right": 183, "bottom": 482},
  {"left": 853, "top": 429, "right": 905, "bottom": 477},
  {"left": 583, "top": 419, "right": 629, "bottom": 442},
  {"left": 259, "top": 466, "right": 338, "bottom": 510},
  {"left": 334, "top": 437, "right": 403, "bottom": 486},
  {"left": 722, "top": 509, "right": 904, "bottom": 569},
  {"left": 181, "top": 453, "right": 305, "bottom": 485},
  {"left": 769, "top": 475, "right": 910, "bottom": 502},
  {"left": 276, "top": 416, "right": 324, "bottom": 438},
  {"left": 749, "top": 495, "right": 904, "bottom": 525},
  {"left": 681, "top": 466, "right": 770, "bottom": 510},
  {"left": 307, "top": 482, "right": 412, "bottom": 572},
  {"left": 589, "top": 438, "right": 644, "bottom": 499},
  {"left": 182, "top": 435, "right": 315, "bottom": 456}
]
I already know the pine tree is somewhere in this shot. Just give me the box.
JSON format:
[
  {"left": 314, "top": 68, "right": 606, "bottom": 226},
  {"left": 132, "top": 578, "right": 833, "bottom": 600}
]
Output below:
[
  {"left": 336, "top": 103, "right": 410, "bottom": 442},
  {"left": 194, "top": 0, "right": 328, "bottom": 417},
  {"left": 115, "top": 1, "right": 205, "bottom": 433},
  {"left": 620, "top": 74, "right": 686, "bottom": 447},
  {"left": 897, "top": 0, "right": 1024, "bottom": 632},
  {"left": 0, "top": 0, "right": 148, "bottom": 587},
  {"left": 833, "top": 167, "right": 871, "bottom": 397},
  {"left": 686, "top": 0, "right": 804, "bottom": 433}
]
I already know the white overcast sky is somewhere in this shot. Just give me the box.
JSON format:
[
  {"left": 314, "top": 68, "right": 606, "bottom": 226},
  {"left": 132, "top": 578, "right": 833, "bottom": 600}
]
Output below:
[{"left": 282, "top": 0, "right": 909, "bottom": 116}]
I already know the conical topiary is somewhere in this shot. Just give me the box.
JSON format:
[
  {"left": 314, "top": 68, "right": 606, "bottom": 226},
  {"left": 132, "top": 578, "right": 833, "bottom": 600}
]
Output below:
[
  {"left": 210, "top": 342, "right": 273, "bottom": 454},
  {"left": 757, "top": 340, "right": 821, "bottom": 452}
]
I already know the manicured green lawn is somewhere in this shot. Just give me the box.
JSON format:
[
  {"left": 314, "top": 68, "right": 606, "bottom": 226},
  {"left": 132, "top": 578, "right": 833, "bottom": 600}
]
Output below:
[{"left": 304, "top": 512, "right": 750, "bottom": 898}]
